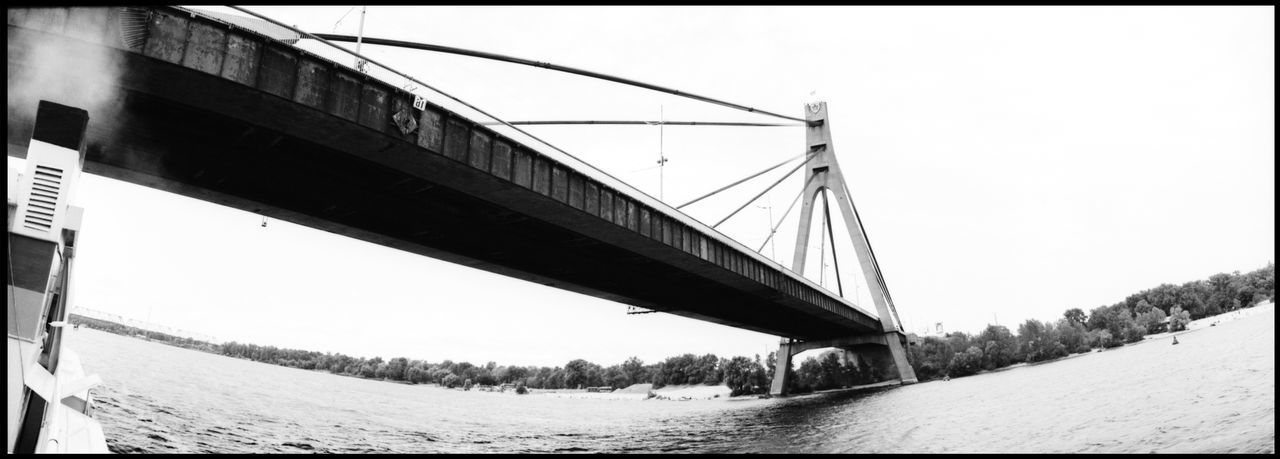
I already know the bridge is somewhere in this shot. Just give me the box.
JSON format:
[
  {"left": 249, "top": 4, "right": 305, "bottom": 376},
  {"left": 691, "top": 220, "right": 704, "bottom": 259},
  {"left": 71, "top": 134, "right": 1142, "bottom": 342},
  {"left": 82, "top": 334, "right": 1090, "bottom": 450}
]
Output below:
[{"left": 7, "top": 6, "right": 917, "bottom": 394}]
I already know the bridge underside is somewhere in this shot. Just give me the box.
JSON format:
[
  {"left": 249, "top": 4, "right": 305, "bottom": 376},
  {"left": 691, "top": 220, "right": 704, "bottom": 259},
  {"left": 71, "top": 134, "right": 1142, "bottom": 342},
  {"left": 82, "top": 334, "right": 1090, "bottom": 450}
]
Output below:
[{"left": 7, "top": 12, "right": 885, "bottom": 341}]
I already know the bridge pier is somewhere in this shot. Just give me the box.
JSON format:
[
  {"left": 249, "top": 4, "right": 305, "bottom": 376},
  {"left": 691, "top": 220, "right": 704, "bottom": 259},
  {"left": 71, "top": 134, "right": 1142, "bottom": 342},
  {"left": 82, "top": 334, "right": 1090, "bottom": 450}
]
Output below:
[
  {"left": 768, "top": 340, "right": 794, "bottom": 395},
  {"left": 768, "top": 332, "right": 917, "bottom": 396}
]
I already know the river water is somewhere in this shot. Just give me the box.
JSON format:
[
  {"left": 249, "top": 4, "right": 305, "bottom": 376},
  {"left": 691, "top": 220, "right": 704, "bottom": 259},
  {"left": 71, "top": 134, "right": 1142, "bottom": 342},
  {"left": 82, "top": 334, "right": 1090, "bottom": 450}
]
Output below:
[{"left": 67, "top": 306, "right": 1274, "bottom": 453}]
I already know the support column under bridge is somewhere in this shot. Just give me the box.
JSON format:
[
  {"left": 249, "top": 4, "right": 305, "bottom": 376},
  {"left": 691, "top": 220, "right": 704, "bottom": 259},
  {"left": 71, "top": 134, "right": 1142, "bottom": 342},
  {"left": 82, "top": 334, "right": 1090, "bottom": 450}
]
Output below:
[{"left": 769, "top": 102, "right": 917, "bottom": 396}]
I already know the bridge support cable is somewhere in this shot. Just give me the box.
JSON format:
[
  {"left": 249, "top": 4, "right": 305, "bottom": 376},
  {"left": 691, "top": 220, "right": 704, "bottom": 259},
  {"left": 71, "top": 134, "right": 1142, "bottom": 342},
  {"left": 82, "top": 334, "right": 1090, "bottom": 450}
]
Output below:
[
  {"left": 478, "top": 120, "right": 804, "bottom": 127},
  {"left": 711, "top": 157, "right": 811, "bottom": 229},
  {"left": 227, "top": 6, "right": 672, "bottom": 221},
  {"left": 308, "top": 33, "right": 814, "bottom": 126},
  {"left": 820, "top": 190, "right": 844, "bottom": 298},
  {"left": 756, "top": 177, "right": 810, "bottom": 254},
  {"left": 677, "top": 152, "right": 810, "bottom": 210},
  {"left": 839, "top": 181, "right": 904, "bottom": 332}
]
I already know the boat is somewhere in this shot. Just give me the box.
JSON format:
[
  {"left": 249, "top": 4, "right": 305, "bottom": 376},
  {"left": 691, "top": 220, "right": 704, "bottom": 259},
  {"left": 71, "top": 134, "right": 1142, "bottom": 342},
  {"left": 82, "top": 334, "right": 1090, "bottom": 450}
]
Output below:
[{"left": 7, "top": 101, "right": 110, "bottom": 453}]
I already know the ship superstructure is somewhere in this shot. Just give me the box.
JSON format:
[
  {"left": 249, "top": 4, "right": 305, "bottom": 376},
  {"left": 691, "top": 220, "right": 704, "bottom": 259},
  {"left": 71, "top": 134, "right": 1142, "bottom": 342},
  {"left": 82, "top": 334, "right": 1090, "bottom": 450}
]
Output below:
[{"left": 7, "top": 101, "right": 108, "bottom": 454}]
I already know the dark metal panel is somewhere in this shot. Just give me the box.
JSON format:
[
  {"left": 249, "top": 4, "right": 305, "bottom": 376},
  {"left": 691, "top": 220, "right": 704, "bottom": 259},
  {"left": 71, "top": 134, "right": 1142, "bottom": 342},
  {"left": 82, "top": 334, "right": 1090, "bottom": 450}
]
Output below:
[
  {"left": 143, "top": 10, "right": 188, "bottom": 64},
  {"left": 638, "top": 208, "right": 651, "bottom": 237},
  {"left": 657, "top": 215, "right": 668, "bottom": 246},
  {"left": 532, "top": 157, "right": 550, "bottom": 196},
  {"left": 182, "top": 21, "right": 226, "bottom": 75},
  {"left": 468, "top": 130, "right": 491, "bottom": 171},
  {"left": 626, "top": 201, "right": 638, "bottom": 232},
  {"left": 417, "top": 107, "right": 444, "bottom": 153},
  {"left": 673, "top": 221, "right": 684, "bottom": 251},
  {"left": 64, "top": 7, "right": 109, "bottom": 45},
  {"left": 358, "top": 82, "right": 389, "bottom": 132},
  {"left": 613, "top": 195, "right": 627, "bottom": 227},
  {"left": 551, "top": 166, "right": 568, "bottom": 203},
  {"left": 491, "top": 140, "right": 512, "bottom": 180},
  {"left": 584, "top": 182, "right": 599, "bottom": 216},
  {"left": 443, "top": 118, "right": 469, "bottom": 162},
  {"left": 221, "top": 33, "right": 261, "bottom": 86},
  {"left": 600, "top": 188, "right": 614, "bottom": 221},
  {"left": 567, "top": 173, "right": 584, "bottom": 210},
  {"left": 512, "top": 148, "right": 532, "bottom": 188},
  {"left": 326, "top": 72, "right": 361, "bottom": 122},
  {"left": 257, "top": 44, "right": 297, "bottom": 99},
  {"left": 293, "top": 57, "right": 330, "bottom": 109}
]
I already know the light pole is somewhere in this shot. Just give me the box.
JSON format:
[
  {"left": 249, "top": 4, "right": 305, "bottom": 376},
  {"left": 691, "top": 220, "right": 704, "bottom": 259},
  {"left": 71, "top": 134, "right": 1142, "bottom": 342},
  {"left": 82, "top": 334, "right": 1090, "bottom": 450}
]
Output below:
[{"left": 656, "top": 105, "right": 667, "bottom": 201}]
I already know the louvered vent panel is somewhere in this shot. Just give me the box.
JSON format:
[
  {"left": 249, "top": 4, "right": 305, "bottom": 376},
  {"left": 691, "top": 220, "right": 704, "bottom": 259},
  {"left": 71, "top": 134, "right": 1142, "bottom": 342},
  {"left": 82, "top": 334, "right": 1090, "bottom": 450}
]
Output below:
[
  {"left": 119, "top": 7, "right": 152, "bottom": 51},
  {"left": 24, "top": 165, "right": 63, "bottom": 233}
]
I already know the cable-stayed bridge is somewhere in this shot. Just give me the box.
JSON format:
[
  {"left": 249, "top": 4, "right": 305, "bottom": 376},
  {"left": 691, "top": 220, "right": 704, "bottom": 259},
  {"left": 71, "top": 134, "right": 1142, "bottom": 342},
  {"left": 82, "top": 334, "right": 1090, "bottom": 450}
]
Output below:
[{"left": 7, "top": 6, "right": 917, "bottom": 394}]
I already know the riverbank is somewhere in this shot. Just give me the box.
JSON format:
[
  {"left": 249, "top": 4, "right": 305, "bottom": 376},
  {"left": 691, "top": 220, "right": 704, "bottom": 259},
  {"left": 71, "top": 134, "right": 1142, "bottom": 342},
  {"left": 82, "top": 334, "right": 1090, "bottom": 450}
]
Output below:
[
  {"left": 532, "top": 383, "right": 733, "bottom": 401},
  {"left": 1144, "top": 300, "right": 1274, "bottom": 342}
]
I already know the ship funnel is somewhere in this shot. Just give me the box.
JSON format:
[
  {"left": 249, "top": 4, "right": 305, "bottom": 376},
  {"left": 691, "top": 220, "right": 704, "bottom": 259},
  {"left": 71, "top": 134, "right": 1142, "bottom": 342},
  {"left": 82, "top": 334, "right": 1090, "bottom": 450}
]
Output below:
[{"left": 11, "top": 101, "right": 88, "bottom": 243}]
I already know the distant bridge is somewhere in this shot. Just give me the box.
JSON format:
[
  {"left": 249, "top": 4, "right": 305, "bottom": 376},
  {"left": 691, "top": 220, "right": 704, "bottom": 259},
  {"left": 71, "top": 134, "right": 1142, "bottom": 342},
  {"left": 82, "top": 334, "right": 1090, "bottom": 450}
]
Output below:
[
  {"left": 70, "top": 307, "right": 219, "bottom": 344},
  {"left": 7, "top": 6, "right": 916, "bottom": 393}
]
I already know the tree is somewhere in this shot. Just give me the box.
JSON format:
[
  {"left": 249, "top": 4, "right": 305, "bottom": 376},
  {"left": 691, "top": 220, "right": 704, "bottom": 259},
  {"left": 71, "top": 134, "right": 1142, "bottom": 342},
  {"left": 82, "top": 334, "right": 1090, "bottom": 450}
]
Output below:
[
  {"left": 1134, "top": 299, "right": 1153, "bottom": 314},
  {"left": 1168, "top": 305, "right": 1192, "bottom": 332},
  {"left": 1063, "top": 308, "right": 1087, "bottom": 328},
  {"left": 1086, "top": 305, "right": 1111, "bottom": 331},
  {"left": 441, "top": 373, "right": 460, "bottom": 388},
  {"left": 696, "top": 354, "right": 721, "bottom": 385},
  {"left": 360, "top": 357, "right": 384, "bottom": 378},
  {"left": 976, "top": 325, "right": 1018, "bottom": 369},
  {"left": 908, "top": 336, "right": 952, "bottom": 381},
  {"left": 818, "top": 352, "right": 844, "bottom": 389},
  {"left": 1055, "top": 318, "right": 1091, "bottom": 354},
  {"left": 386, "top": 357, "right": 410, "bottom": 381},
  {"left": 1136, "top": 307, "right": 1167, "bottom": 334},
  {"left": 621, "top": 357, "right": 646, "bottom": 387},
  {"left": 563, "top": 359, "right": 602, "bottom": 389},
  {"left": 602, "top": 365, "right": 628, "bottom": 388},
  {"left": 1089, "top": 329, "right": 1118, "bottom": 349},
  {"left": 751, "top": 354, "right": 770, "bottom": 392},
  {"left": 1017, "top": 319, "right": 1065, "bottom": 362},
  {"left": 721, "top": 356, "right": 756, "bottom": 396}
]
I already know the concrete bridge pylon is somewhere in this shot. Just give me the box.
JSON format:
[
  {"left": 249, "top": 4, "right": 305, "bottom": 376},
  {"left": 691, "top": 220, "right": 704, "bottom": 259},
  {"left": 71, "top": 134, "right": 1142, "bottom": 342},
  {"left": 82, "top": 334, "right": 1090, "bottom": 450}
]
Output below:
[{"left": 769, "top": 102, "right": 918, "bottom": 396}]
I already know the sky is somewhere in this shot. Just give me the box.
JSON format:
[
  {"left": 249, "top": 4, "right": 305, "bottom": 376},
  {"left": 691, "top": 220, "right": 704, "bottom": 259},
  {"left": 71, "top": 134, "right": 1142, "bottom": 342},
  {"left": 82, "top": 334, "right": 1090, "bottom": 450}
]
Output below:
[{"left": 7, "top": 6, "right": 1274, "bottom": 368}]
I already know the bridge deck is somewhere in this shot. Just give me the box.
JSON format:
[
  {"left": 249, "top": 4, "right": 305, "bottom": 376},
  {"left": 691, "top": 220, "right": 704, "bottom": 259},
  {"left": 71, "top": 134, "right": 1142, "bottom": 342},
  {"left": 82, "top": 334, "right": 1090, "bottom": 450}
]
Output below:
[{"left": 7, "top": 6, "right": 883, "bottom": 340}]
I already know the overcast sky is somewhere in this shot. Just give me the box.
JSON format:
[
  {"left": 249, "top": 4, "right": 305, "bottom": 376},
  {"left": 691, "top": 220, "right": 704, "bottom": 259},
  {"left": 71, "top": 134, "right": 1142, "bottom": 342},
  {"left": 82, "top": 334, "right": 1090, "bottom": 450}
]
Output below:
[{"left": 9, "top": 6, "right": 1274, "bottom": 368}]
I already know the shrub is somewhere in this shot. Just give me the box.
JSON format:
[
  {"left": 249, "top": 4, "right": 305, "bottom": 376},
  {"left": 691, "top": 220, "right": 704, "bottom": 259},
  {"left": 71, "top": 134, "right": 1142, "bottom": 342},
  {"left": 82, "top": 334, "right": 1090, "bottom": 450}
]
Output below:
[
  {"left": 1122, "top": 324, "right": 1146, "bottom": 344},
  {"left": 946, "top": 346, "right": 983, "bottom": 377}
]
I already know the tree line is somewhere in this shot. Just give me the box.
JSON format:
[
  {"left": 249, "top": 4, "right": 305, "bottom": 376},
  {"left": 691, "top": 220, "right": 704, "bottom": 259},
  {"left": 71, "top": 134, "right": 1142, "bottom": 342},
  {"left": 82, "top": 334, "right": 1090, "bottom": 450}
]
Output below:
[
  {"left": 906, "top": 263, "right": 1274, "bottom": 381},
  {"left": 71, "top": 263, "right": 1272, "bottom": 394}
]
